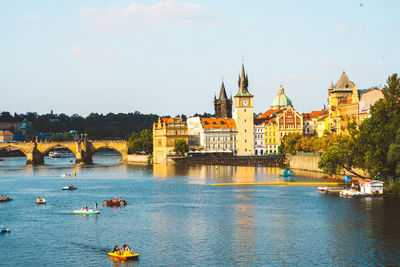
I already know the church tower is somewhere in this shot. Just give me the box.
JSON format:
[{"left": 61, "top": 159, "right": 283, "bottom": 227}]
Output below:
[
  {"left": 214, "top": 80, "right": 232, "bottom": 118},
  {"left": 233, "top": 64, "right": 255, "bottom": 155}
]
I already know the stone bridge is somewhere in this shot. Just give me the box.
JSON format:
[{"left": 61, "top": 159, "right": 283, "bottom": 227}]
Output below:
[{"left": 0, "top": 140, "right": 128, "bottom": 165}]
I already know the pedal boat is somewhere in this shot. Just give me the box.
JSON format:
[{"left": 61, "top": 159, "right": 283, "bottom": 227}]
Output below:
[
  {"left": 36, "top": 199, "right": 46, "bottom": 204},
  {"left": 73, "top": 209, "right": 99, "bottom": 215},
  {"left": 0, "top": 228, "right": 10, "bottom": 234},
  {"left": 108, "top": 252, "right": 139, "bottom": 260},
  {"left": 62, "top": 185, "right": 77, "bottom": 190},
  {"left": 318, "top": 186, "right": 329, "bottom": 192},
  {"left": 0, "top": 198, "right": 13, "bottom": 202}
]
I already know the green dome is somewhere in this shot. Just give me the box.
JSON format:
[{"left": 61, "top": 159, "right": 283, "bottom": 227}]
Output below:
[{"left": 271, "top": 86, "right": 292, "bottom": 108}]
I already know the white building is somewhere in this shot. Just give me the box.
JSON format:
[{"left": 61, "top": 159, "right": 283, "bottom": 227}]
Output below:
[
  {"left": 187, "top": 117, "right": 204, "bottom": 147},
  {"left": 187, "top": 117, "right": 238, "bottom": 153},
  {"left": 254, "top": 118, "right": 266, "bottom": 155}
]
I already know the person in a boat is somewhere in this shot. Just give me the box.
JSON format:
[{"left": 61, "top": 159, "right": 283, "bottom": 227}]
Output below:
[
  {"left": 0, "top": 195, "right": 3, "bottom": 199},
  {"left": 81, "top": 205, "right": 85, "bottom": 210},
  {"left": 94, "top": 202, "right": 98, "bottom": 211},
  {"left": 0, "top": 222, "right": 5, "bottom": 231},
  {"left": 43, "top": 196, "right": 46, "bottom": 202},
  {"left": 37, "top": 197, "right": 40, "bottom": 202},
  {"left": 113, "top": 245, "right": 120, "bottom": 253},
  {"left": 85, "top": 206, "right": 88, "bottom": 211},
  {"left": 123, "top": 244, "right": 132, "bottom": 254}
]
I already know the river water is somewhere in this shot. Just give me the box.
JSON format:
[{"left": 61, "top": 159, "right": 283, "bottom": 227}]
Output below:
[{"left": 1, "top": 155, "right": 400, "bottom": 266}]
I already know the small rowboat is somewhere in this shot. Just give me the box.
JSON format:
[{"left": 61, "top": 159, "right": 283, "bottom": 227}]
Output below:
[
  {"left": 73, "top": 209, "right": 99, "bottom": 215},
  {"left": 108, "top": 252, "right": 139, "bottom": 260},
  {"left": 62, "top": 185, "right": 77, "bottom": 190},
  {"left": 0, "top": 198, "right": 13, "bottom": 202}
]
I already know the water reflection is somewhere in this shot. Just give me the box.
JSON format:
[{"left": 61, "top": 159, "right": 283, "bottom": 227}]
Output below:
[{"left": 2, "top": 159, "right": 400, "bottom": 266}]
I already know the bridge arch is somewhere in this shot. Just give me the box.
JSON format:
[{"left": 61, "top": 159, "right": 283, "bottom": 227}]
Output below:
[
  {"left": 90, "top": 141, "right": 128, "bottom": 162},
  {"left": 0, "top": 144, "right": 30, "bottom": 158}
]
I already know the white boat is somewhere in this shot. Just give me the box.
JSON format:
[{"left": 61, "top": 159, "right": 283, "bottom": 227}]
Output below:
[
  {"left": 73, "top": 209, "right": 99, "bottom": 215},
  {"left": 61, "top": 174, "right": 73, "bottom": 178},
  {"left": 339, "top": 189, "right": 365, "bottom": 197},
  {"left": 62, "top": 185, "right": 77, "bottom": 190},
  {"left": 49, "top": 151, "right": 73, "bottom": 158},
  {"left": 318, "top": 186, "right": 329, "bottom": 192}
]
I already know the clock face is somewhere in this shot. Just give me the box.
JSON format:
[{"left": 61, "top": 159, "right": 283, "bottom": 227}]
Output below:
[{"left": 242, "top": 100, "right": 248, "bottom": 106}]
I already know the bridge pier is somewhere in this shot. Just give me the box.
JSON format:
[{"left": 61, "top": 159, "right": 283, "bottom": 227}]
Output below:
[{"left": 26, "top": 148, "right": 44, "bottom": 165}]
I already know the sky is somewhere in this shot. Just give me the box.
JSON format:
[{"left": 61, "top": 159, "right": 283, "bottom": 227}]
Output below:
[{"left": 1, "top": 0, "right": 399, "bottom": 116}]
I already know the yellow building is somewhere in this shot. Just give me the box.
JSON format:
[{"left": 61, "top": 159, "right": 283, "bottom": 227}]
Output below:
[
  {"left": 265, "top": 118, "right": 279, "bottom": 154},
  {"left": 233, "top": 64, "right": 255, "bottom": 155},
  {"left": 153, "top": 117, "right": 188, "bottom": 164},
  {"left": 259, "top": 86, "right": 302, "bottom": 154},
  {"left": 316, "top": 114, "right": 329, "bottom": 137},
  {"left": 328, "top": 72, "right": 383, "bottom": 135}
]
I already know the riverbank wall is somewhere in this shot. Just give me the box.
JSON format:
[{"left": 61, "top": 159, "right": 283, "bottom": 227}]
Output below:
[
  {"left": 288, "top": 155, "right": 323, "bottom": 173},
  {"left": 171, "top": 155, "right": 287, "bottom": 167},
  {"left": 127, "top": 154, "right": 149, "bottom": 164}
]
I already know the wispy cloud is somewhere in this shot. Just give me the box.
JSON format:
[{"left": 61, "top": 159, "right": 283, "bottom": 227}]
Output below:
[
  {"left": 285, "top": 74, "right": 313, "bottom": 81},
  {"left": 25, "top": 13, "right": 40, "bottom": 21},
  {"left": 336, "top": 24, "right": 361, "bottom": 31},
  {"left": 79, "top": 0, "right": 221, "bottom": 33},
  {"left": 71, "top": 45, "right": 123, "bottom": 62}
]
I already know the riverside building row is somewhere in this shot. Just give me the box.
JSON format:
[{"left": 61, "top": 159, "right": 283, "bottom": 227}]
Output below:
[{"left": 153, "top": 66, "right": 384, "bottom": 163}]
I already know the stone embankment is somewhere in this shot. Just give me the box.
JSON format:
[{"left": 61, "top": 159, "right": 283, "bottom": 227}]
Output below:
[
  {"left": 171, "top": 155, "right": 287, "bottom": 167},
  {"left": 288, "top": 154, "right": 323, "bottom": 172},
  {"left": 127, "top": 154, "right": 150, "bottom": 164}
]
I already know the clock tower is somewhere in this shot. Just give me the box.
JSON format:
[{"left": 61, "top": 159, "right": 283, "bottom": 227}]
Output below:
[{"left": 233, "top": 64, "right": 255, "bottom": 155}]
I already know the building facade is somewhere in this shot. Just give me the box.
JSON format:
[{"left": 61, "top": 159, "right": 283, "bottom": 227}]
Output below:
[
  {"left": 0, "top": 131, "right": 13, "bottom": 143},
  {"left": 153, "top": 117, "right": 188, "bottom": 164},
  {"left": 328, "top": 72, "right": 383, "bottom": 135},
  {"left": 201, "top": 118, "right": 237, "bottom": 152},
  {"left": 254, "top": 118, "right": 266, "bottom": 155},
  {"left": 214, "top": 81, "right": 233, "bottom": 118},
  {"left": 233, "top": 64, "right": 255, "bottom": 155}
]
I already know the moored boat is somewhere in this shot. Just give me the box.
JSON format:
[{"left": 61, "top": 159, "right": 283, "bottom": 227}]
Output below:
[{"left": 108, "top": 252, "right": 139, "bottom": 260}]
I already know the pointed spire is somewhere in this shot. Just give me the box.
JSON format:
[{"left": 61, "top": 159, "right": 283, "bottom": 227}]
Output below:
[
  {"left": 236, "top": 63, "right": 252, "bottom": 97},
  {"left": 335, "top": 71, "right": 355, "bottom": 91},
  {"left": 218, "top": 80, "right": 228, "bottom": 100}
]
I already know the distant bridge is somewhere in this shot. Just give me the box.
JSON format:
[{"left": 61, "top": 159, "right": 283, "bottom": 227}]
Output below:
[{"left": 0, "top": 140, "right": 128, "bottom": 165}]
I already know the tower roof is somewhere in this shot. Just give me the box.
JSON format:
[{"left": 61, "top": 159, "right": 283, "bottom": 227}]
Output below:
[
  {"left": 334, "top": 71, "right": 355, "bottom": 91},
  {"left": 271, "top": 85, "right": 292, "bottom": 108},
  {"left": 235, "top": 63, "right": 253, "bottom": 97},
  {"left": 218, "top": 81, "right": 228, "bottom": 100}
]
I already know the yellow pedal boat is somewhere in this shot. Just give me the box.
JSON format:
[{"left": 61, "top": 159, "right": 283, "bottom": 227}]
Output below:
[{"left": 108, "top": 252, "right": 140, "bottom": 260}]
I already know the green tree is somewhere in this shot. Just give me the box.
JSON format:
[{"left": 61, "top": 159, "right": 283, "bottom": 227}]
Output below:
[
  {"left": 388, "top": 129, "right": 400, "bottom": 177},
  {"left": 281, "top": 133, "right": 302, "bottom": 154},
  {"left": 128, "top": 130, "right": 153, "bottom": 154},
  {"left": 173, "top": 139, "right": 189, "bottom": 154},
  {"left": 355, "top": 74, "right": 400, "bottom": 179}
]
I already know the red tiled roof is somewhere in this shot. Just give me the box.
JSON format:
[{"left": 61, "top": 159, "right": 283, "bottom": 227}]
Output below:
[
  {"left": 258, "top": 109, "right": 282, "bottom": 119},
  {"left": 201, "top": 118, "right": 237, "bottom": 129}
]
